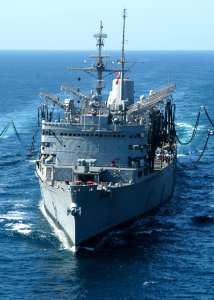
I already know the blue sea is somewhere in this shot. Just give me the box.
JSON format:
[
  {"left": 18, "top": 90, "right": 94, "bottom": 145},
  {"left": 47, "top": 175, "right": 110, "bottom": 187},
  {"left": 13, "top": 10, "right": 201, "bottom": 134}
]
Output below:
[{"left": 0, "top": 50, "right": 214, "bottom": 299}]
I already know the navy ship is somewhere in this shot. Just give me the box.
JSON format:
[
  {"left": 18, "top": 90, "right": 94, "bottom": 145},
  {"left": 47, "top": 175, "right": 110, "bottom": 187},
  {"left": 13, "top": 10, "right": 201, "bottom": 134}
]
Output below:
[{"left": 36, "top": 10, "right": 176, "bottom": 251}]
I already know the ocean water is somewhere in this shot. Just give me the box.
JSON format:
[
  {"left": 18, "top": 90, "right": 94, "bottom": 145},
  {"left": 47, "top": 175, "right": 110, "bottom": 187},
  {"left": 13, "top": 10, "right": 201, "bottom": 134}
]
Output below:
[{"left": 0, "top": 50, "right": 214, "bottom": 299}]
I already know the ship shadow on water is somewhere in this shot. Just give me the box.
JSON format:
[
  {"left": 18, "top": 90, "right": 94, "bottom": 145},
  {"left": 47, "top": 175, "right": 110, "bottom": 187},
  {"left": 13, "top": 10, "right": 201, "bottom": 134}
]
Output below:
[
  {"left": 78, "top": 200, "right": 178, "bottom": 255},
  {"left": 191, "top": 215, "right": 214, "bottom": 226}
]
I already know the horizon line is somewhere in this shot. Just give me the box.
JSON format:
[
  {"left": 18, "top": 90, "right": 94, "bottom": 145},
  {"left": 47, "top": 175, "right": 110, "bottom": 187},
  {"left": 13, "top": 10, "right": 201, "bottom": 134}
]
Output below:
[{"left": 0, "top": 49, "right": 214, "bottom": 52}]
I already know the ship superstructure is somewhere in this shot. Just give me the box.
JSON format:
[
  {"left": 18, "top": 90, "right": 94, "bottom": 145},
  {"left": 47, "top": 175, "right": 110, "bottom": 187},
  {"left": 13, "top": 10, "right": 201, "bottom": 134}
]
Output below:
[{"left": 36, "top": 10, "right": 176, "bottom": 250}]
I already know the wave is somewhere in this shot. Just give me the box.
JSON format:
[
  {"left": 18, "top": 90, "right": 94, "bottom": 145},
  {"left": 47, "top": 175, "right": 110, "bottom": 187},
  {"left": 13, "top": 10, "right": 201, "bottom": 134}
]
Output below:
[
  {"left": 26, "top": 159, "right": 37, "bottom": 164},
  {"left": 6, "top": 222, "right": 32, "bottom": 235},
  {"left": 0, "top": 157, "right": 26, "bottom": 166},
  {"left": 143, "top": 281, "right": 158, "bottom": 286},
  {"left": 0, "top": 211, "right": 24, "bottom": 222},
  {"left": 1, "top": 223, "right": 58, "bottom": 248},
  {"left": 0, "top": 206, "right": 58, "bottom": 247},
  {"left": 177, "top": 154, "right": 187, "bottom": 157},
  {"left": 39, "top": 201, "right": 75, "bottom": 252},
  {"left": 90, "top": 216, "right": 177, "bottom": 251},
  {"left": 176, "top": 122, "right": 193, "bottom": 129}
]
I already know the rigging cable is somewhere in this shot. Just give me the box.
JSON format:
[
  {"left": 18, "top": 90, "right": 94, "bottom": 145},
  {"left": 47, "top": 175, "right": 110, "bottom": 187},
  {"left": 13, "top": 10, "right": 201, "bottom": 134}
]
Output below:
[
  {"left": 176, "top": 106, "right": 214, "bottom": 168},
  {"left": 0, "top": 121, "right": 13, "bottom": 137},
  {"left": 176, "top": 110, "right": 201, "bottom": 145},
  {"left": 176, "top": 106, "right": 214, "bottom": 146},
  {"left": 0, "top": 121, "right": 39, "bottom": 157},
  {"left": 177, "top": 130, "right": 213, "bottom": 168},
  {"left": 28, "top": 129, "right": 39, "bottom": 157},
  {"left": 11, "top": 121, "right": 28, "bottom": 149},
  {"left": 202, "top": 106, "right": 214, "bottom": 127}
]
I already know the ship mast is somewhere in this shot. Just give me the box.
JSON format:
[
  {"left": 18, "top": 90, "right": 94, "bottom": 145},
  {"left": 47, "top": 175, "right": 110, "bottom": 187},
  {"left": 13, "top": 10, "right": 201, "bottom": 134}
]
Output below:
[
  {"left": 66, "top": 14, "right": 128, "bottom": 104},
  {"left": 91, "top": 21, "right": 109, "bottom": 100},
  {"left": 120, "top": 8, "right": 127, "bottom": 101}
]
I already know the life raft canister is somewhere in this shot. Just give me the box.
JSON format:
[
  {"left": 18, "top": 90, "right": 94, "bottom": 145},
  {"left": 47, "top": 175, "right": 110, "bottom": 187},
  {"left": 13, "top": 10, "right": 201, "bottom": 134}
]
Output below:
[
  {"left": 76, "top": 180, "right": 82, "bottom": 186},
  {"left": 86, "top": 180, "right": 96, "bottom": 185}
]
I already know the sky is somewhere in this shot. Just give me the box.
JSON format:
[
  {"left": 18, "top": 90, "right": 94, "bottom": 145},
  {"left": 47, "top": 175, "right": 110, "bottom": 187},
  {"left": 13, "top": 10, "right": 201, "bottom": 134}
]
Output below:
[{"left": 0, "top": 0, "right": 214, "bottom": 50}]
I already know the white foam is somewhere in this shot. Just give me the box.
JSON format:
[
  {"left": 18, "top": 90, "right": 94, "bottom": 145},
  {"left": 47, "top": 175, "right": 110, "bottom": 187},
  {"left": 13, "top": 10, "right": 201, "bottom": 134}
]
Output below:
[
  {"left": 10, "top": 223, "right": 32, "bottom": 234},
  {"left": 177, "top": 154, "right": 187, "bottom": 157},
  {"left": 4, "top": 220, "right": 32, "bottom": 234},
  {"left": 27, "top": 159, "right": 37, "bottom": 164},
  {"left": 143, "top": 281, "right": 157, "bottom": 286},
  {"left": 81, "top": 246, "right": 95, "bottom": 251},
  {"left": 176, "top": 122, "right": 193, "bottom": 129},
  {"left": 1, "top": 209, "right": 33, "bottom": 234},
  {"left": 0, "top": 212, "right": 24, "bottom": 221},
  {"left": 39, "top": 201, "right": 74, "bottom": 252},
  {"left": 12, "top": 203, "right": 28, "bottom": 209}
]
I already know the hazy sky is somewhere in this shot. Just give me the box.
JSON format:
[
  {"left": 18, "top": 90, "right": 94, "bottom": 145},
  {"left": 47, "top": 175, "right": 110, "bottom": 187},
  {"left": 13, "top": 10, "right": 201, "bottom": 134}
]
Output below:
[{"left": 0, "top": 0, "right": 213, "bottom": 50}]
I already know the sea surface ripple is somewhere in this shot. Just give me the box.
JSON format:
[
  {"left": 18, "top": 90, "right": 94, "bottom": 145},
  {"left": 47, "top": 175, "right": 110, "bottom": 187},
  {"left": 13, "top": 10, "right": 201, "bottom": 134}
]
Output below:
[{"left": 0, "top": 50, "right": 214, "bottom": 299}]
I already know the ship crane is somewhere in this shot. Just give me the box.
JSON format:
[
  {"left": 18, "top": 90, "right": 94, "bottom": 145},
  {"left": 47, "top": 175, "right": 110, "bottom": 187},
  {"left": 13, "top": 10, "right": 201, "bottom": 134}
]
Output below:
[
  {"left": 61, "top": 85, "right": 90, "bottom": 102},
  {"left": 127, "top": 82, "right": 176, "bottom": 118},
  {"left": 40, "top": 91, "right": 66, "bottom": 110}
]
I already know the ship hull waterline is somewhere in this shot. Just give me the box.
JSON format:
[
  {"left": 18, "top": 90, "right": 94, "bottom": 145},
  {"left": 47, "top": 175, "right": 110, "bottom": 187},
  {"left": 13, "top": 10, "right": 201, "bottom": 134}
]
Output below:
[{"left": 38, "top": 159, "right": 176, "bottom": 249}]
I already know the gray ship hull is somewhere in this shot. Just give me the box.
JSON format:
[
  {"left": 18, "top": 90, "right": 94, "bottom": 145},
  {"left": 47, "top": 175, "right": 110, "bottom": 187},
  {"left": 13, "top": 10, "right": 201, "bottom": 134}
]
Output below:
[{"left": 39, "top": 159, "right": 176, "bottom": 248}]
